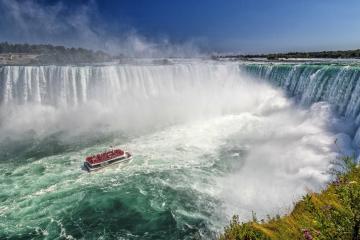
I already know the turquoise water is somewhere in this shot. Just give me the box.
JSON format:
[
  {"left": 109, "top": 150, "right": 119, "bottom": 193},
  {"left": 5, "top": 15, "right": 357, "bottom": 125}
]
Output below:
[
  {"left": 0, "top": 116, "right": 253, "bottom": 239},
  {"left": 0, "top": 127, "right": 223, "bottom": 239}
]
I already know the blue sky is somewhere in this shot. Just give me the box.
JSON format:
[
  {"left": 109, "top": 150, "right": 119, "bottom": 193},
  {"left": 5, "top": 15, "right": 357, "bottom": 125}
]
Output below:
[{"left": 1, "top": 0, "right": 360, "bottom": 54}]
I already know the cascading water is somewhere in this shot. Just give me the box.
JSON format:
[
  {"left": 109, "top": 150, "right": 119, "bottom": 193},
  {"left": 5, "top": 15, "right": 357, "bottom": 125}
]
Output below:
[
  {"left": 241, "top": 63, "right": 360, "bottom": 148},
  {"left": 0, "top": 60, "right": 351, "bottom": 239}
]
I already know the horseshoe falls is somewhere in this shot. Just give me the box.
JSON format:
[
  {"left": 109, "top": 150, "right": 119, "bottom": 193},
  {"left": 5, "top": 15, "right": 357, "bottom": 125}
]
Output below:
[
  {"left": 0, "top": 60, "right": 355, "bottom": 239},
  {"left": 241, "top": 63, "right": 360, "bottom": 147}
]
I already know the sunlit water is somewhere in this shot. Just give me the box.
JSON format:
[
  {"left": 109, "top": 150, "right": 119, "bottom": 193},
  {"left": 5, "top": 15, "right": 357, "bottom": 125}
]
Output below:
[{"left": 0, "top": 60, "right": 353, "bottom": 239}]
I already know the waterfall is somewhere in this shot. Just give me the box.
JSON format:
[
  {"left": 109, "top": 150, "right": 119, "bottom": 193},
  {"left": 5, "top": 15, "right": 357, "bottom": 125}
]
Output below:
[
  {"left": 0, "top": 63, "right": 241, "bottom": 107},
  {"left": 3, "top": 62, "right": 273, "bottom": 138},
  {"left": 241, "top": 63, "right": 360, "bottom": 146},
  {"left": 2, "top": 61, "right": 360, "bottom": 147},
  {"left": 0, "top": 61, "right": 356, "bottom": 239}
]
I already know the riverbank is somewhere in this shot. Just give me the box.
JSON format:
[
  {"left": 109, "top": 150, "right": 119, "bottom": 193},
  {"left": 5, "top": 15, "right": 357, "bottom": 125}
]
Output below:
[{"left": 219, "top": 157, "right": 360, "bottom": 240}]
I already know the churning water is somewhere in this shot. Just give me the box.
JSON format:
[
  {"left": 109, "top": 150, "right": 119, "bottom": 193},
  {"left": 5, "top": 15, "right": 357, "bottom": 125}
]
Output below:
[{"left": 0, "top": 60, "right": 353, "bottom": 239}]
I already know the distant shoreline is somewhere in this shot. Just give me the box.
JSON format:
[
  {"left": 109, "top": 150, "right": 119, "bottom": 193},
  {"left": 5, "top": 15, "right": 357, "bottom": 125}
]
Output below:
[
  {"left": 0, "top": 42, "right": 112, "bottom": 65},
  {"left": 2, "top": 42, "right": 360, "bottom": 65},
  {"left": 214, "top": 49, "right": 360, "bottom": 61}
]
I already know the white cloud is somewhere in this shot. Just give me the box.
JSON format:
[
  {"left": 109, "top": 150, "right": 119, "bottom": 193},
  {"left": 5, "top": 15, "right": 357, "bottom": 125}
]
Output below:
[{"left": 0, "top": 0, "right": 203, "bottom": 57}]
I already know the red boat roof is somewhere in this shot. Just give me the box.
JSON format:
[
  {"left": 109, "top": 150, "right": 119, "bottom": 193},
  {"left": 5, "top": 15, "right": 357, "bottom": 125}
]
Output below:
[{"left": 85, "top": 149, "right": 124, "bottom": 164}]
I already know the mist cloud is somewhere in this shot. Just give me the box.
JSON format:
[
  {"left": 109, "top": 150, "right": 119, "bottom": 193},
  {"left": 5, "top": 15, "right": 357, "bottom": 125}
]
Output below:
[{"left": 0, "top": 0, "right": 203, "bottom": 57}]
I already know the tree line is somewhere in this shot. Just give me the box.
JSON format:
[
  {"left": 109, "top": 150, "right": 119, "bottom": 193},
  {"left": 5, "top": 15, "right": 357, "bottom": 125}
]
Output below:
[
  {"left": 0, "top": 42, "right": 112, "bottom": 64},
  {"left": 216, "top": 49, "right": 360, "bottom": 60}
]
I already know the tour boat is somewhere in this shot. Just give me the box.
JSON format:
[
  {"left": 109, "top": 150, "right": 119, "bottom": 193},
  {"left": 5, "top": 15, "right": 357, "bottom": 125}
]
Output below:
[{"left": 84, "top": 148, "right": 132, "bottom": 172}]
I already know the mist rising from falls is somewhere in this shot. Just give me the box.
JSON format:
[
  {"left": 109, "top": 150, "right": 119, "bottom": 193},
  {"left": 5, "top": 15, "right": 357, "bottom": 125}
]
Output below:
[
  {"left": 0, "top": 62, "right": 283, "bottom": 138},
  {"left": 0, "top": 60, "right": 352, "bottom": 238}
]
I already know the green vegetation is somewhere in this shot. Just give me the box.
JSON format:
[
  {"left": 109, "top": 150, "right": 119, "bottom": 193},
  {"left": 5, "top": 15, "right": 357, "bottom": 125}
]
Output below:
[
  {"left": 217, "top": 49, "right": 360, "bottom": 60},
  {"left": 0, "top": 42, "right": 112, "bottom": 64},
  {"left": 219, "top": 157, "right": 360, "bottom": 240}
]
